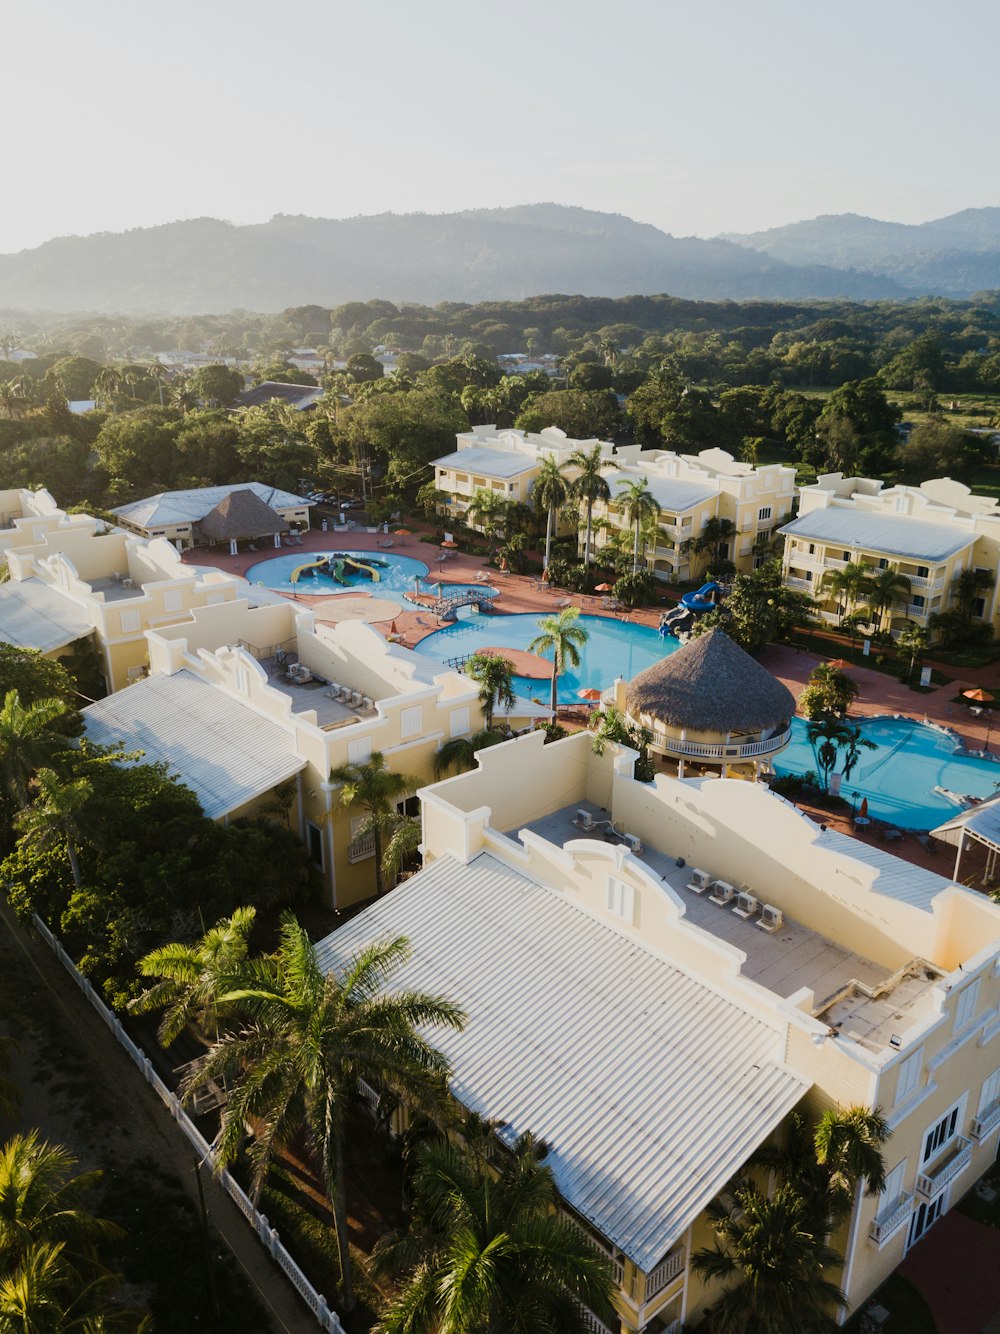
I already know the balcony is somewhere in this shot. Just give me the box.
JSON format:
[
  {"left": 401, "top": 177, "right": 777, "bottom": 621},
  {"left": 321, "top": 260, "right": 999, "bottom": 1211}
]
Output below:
[
  {"left": 972, "top": 1100, "right": 1000, "bottom": 1141},
  {"left": 903, "top": 603, "right": 930, "bottom": 620},
  {"left": 348, "top": 832, "right": 376, "bottom": 863},
  {"left": 785, "top": 576, "right": 813, "bottom": 591},
  {"left": 643, "top": 725, "right": 792, "bottom": 761},
  {"left": 869, "top": 1194, "right": 913, "bottom": 1248},
  {"left": 562, "top": 1212, "right": 624, "bottom": 1287},
  {"left": 645, "top": 1248, "right": 685, "bottom": 1300},
  {"left": 916, "top": 1137, "right": 973, "bottom": 1199},
  {"left": 577, "top": 1306, "right": 617, "bottom": 1334}
]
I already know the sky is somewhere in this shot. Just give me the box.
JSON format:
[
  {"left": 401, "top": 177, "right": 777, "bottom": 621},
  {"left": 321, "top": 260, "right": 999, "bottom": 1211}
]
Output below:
[{"left": 3, "top": 0, "right": 997, "bottom": 254}]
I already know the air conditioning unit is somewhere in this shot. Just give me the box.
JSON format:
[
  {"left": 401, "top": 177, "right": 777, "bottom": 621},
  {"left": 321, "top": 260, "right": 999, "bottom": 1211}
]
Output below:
[
  {"left": 575, "top": 809, "right": 595, "bottom": 831},
  {"left": 758, "top": 904, "right": 783, "bottom": 933},
  {"left": 709, "top": 880, "right": 734, "bottom": 906},
  {"left": 733, "top": 891, "right": 760, "bottom": 919},
  {"left": 686, "top": 868, "right": 711, "bottom": 893},
  {"left": 622, "top": 833, "right": 643, "bottom": 855}
]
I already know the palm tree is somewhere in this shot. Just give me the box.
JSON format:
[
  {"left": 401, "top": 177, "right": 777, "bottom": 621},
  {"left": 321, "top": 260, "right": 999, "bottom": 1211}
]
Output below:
[
  {"left": 814, "top": 1104, "right": 889, "bottom": 1209},
  {"left": 128, "top": 906, "right": 257, "bottom": 1046},
  {"left": 693, "top": 1180, "right": 845, "bottom": 1334},
  {"left": 183, "top": 919, "right": 464, "bottom": 1311},
  {"left": 433, "top": 728, "right": 509, "bottom": 779},
  {"left": 15, "top": 768, "right": 92, "bottom": 890},
  {"left": 372, "top": 1136, "right": 616, "bottom": 1334},
  {"left": 91, "top": 368, "right": 123, "bottom": 412},
  {"left": 569, "top": 445, "right": 618, "bottom": 582},
  {"left": 529, "top": 607, "right": 589, "bottom": 716},
  {"left": 897, "top": 621, "right": 928, "bottom": 681},
  {"left": 0, "top": 692, "right": 71, "bottom": 810},
  {"left": 683, "top": 516, "right": 738, "bottom": 574},
  {"left": 465, "top": 652, "right": 516, "bottom": 731},
  {"left": 380, "top": 816, "right": 421, "bottom": 886},
  {"left": 167, "top": 376, "right": 197, "bottom": 414},
  {"left": 819, "top": 561, "right": 870, "bottom": 623},
  {"left": 614, "top": 476, "right": 660, "bottom": 573},
  {"left": 328, "top": 752, "right": 419, "bottom": 898},
  {"left": 533, "top": 455, "right": 570, "bottom": 572},
  {"left": 806, "top": 713, "right": 876, "bottom": 792},
  {"left": 466, "top": 488, "right": 507, "bottom": 554},
  {"left": 862, "top": 566, "right": 912, "bottom": 635}
]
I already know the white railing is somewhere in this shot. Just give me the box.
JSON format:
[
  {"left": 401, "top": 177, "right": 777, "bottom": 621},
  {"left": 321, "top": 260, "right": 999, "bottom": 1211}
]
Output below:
[
  {"left": 785, "top": 576, "right": 813, "bottom": 590},
  {"left": 916, "top": 1137, "right": 973, "bottom": 1198},
  {"left": 347, "top": 832, "right": 375, "bottom": 862},
  {"left": 645, "top": 727, "right": 791, "bottom": 760},
  {"left": 973, "top": 1100, "right": 1000, "bottom": 1141},
  {"left": 30, "top": 914, "right": 347, "bottom": 1334},
  {"left": 824, "top": 556, "right": 848, "bottom": 569},
  {"left": 645, "top": 1248, "right": 685, "bottom": 1298},
  {"left": 562, "top": 1212, "right": 624, "bottom": 1286},
  {"left": 358, "top": 1078, "right": 380, "bottom": 1115},
  {"left": 904, "top": 603, "right": 930, "bottom": 620},
  {"left": 869, "top": 1194, "right": 912, "bottom": 1246},
  {"left": 578, "top": 1305, "right": 617, "bottom": 1334}
]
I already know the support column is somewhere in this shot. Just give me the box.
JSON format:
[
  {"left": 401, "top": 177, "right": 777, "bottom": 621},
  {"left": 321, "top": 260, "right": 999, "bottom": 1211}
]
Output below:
[
  {"left": 229, "top": 539, "right": 237, "bottom": 556},
  {"left": 273, "top": 532, "right": 281, "bottom": 548},
  {"left": 953, "top": 828, "right": 966, "bottom": 882}
]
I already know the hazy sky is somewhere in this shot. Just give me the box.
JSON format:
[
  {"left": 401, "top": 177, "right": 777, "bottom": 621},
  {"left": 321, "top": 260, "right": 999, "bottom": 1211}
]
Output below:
[{"left": 4, "top": 0, "right": 997, "bottom": 254}]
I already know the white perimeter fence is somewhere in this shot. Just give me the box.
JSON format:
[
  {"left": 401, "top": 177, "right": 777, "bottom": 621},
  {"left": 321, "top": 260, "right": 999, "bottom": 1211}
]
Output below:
[{"left": 31, "top": 913, "right": 346, "bottom": 1334}]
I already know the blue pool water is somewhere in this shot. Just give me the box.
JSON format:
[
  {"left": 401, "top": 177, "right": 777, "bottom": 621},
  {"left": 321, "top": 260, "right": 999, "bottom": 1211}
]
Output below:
[
  {"left": 774, "top": 715, "right": 1000, "bottom": 829},
  {"left": 413, "top": 611, "right": 679, "bottom": 704},
  {"left": 244, "top": 551, "right": 497, "bottom": 601}
]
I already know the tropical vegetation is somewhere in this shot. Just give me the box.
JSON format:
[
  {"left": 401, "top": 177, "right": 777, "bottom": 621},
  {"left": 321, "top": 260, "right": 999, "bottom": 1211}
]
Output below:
[{"left": 528, "top": 607, "right": 589, "bottom": 715}]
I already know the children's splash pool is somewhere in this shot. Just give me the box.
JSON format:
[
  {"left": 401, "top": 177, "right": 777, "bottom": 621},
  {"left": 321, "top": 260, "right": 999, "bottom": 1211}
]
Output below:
[
  {"left": 774, "top": 715, "right": 1000, "bottom": 829},
  {"left": 245, "top": 551, "right": 495, "bottom": 601}
]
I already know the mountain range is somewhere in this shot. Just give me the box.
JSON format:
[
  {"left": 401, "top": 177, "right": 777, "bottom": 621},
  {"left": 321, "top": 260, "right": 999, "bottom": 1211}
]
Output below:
[{"left": 0, "top": 204, "right": 997, "bottom": 315}]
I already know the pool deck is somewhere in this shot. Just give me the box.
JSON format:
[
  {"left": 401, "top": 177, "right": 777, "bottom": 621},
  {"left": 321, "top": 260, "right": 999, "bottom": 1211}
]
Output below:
[{"left": 185, "top": 522, "right": 997, "bottom": 882}]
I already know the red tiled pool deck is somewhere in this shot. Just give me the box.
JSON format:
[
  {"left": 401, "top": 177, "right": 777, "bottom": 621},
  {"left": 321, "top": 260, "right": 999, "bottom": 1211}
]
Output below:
[{"left": 899, "top": 1210, "right": 1000, "bottom": 1334}]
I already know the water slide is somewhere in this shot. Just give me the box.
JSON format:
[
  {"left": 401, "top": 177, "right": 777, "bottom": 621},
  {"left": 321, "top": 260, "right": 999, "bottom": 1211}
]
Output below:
[
  {"left": 680, "top": 581, "right": 722, "bottom": 612},
  {"left": 660, "top": 581, "right": 723, "bottom": 637},
  {"left": 329, "top": 559, "right": 347, "bottom": 584},
  {"left": 290, "top": 558, "right": 330, "bottom": 584},
  {"left": 342, "top": 556, "right": 381, "bottom": 582}
]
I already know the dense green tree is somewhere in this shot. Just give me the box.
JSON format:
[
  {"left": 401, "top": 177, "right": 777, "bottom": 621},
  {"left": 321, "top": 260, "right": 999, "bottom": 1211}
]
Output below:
[
  {"left": 0, "top": 648, "right": 83, "bottom": 732},
  {"left": 515, "top": 388, "right": 620, "bottom": 440},
  {"left": 42, "top": 356, "right": 104, "bottom": 402},
  {"left": 810, "top": 378, "right": 901, "bottom": 475},
  {"left": 465, "top": 652, "right": 516, "bottom": 730},
  {"left": 172, "top": 412, "right": 241, "bottom": 486},
  {"left": 92, "top": 408, "right": 180, "bottom": 499},
  {"left": 0, "top": 693, "right": 72, "bottom": 813},
  {"left": 894, "top": 419, "right": 979, "bottom": 483},
  {"left": 341, "top": 388, "right": 467, "bottom": 492},
  {"left": 797, "top": 665, "right": 859, "bottom": 720},
  {"left": 15, "top": 768, "right": 92, "bottom": 889},
  {"left": 345, "top": 352, "right": 385, "bottom": 383},
  {"left": 693, "top": 562, "right": 814, "bottom": 654}
]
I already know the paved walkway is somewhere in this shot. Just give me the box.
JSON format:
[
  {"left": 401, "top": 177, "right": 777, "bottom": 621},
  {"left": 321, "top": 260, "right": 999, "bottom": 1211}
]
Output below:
[{"left": 899, "top": 1210, "right": 1000, "bottom": 1334}]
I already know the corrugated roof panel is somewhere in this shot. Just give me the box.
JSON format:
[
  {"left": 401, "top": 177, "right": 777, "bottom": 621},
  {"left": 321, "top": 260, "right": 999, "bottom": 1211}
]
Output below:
[
  {"left": 431, "top": 447, "right": 539, "bottom": 479},
  {"left": 314, "top": 853, "right": 806, "bottom": 1272},
  {"left": 0, "top": 580, "right": 93, "bottom": 652},
  {"left": 931, "top": 791, "right": 1000, "bottom": 853},
  {"left": 619, "top": 475, "right": 718, "bottom": 514},
  {"left": 815, "top": 827, "right": 957, "bottom": 911},
  {"left": 780, "top": 507, "right": 974, "bottom": 562},
  {"left": 82, "top": 670, "right": 306, "bottom": 819}
]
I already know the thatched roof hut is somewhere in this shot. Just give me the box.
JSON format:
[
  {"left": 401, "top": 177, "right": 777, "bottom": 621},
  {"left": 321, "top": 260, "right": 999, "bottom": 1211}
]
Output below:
[
  {"left": 198, "top": 488, "right": 287, "bottom": 542},
  {"left": 625, "top": 628, "right": 794, "bottom": 735}
]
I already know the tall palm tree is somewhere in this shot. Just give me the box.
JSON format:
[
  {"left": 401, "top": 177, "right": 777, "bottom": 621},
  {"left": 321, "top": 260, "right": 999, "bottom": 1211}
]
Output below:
[
  {"left": 466, "top": 488, "right": 506, "bottom": 554},
  {"left": 532, "top": 455, "right": 570, "bottom": 572},
  {"left": 91, "top": 368, "right": 123, "bottom": 413},
  {"left": 328, "top": 752, "right": 419, "bottom": 898},
  {"left": 693, "top": 1180, "right": 845, "bottom": 1334},
  {"left": 568, "top": 445, "right": 618, "bottom": 582},
  {"left": 862, "top": 566, "right": 912, "bottom": 635},
  {"left": 434, "top": 728, "right": 509, "bottom": 779},
  {"left": 183, "top": 919, "right": 465, "bottom": 1311},
  {"left": 819, "top": 561, "right": 869, "bottom": 623},
  {"left": 167, "top": 375, "right": 197, "bottom": 414},
  {"left": 529, "top": 607, "right": 589, "bottom": 716},
  {"left": 372, "top": 1137, "right": 616, "bottom": 1334},
  {"left": 814, "top": 1104, "right": 889, "bottom": 1207},
  {"left": 897, "top": 621, "right": 928, "bottom": 681},
  {"left": 806, "top": 713, "right": 876, "bottom": 792},
  {"left": 614, "top": 476, "right": 660, "bottom": 573},
  {"left": 465, "top": 652, "right": 516, "bottom": 731},
  {"left": 15, "top": 768, "right": 92, "bottom": 890},
  {"left": 380, "top": 816, "right": 422, "bottom": 886},
  {"left": 0, "top": 692, "right": 71, "bottom": 811},
  {"left": 683, "top": 516, "right": 738, "bottom": 573},
  {"left": 128, "top": 907, "right": 258, "bottom": 1046}
]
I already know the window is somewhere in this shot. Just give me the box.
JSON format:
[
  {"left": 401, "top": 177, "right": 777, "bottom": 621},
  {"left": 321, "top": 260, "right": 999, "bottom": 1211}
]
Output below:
[
  {"left": 450, "top": 707, "right": 470, "bottom": 738},
  {"left": 348, "top": 736, "right": 372, "bottom": 765},
  {"left": 400, "top": 706, "right": 422, "bottom": 738},
  {"left": 895, "top": 1050, "right": 922, "bottom": 1104},
  {"left": 607, "top": 878, "right": 634, "bottom": 924},
  {"left": 842, "top": 551, "right": 850, "bottom": 562},
  {"left": 912, "top": 594, "right": 925, "bottom": 609},
  {"left": 916, "top": 566, "right": 929, "bottom": 579},
  {"left": 163, "top": 588, "right": 183, "bottom": 613},
  {"left": 120, "top": 610, "right": 141, "bottom": 634},
  {"left": 306, "top": 822, "right": 323, "bottom": 868},
  {"left": 921, "top": 1098, "right": 963, "bottom": 1164},
  {"left": 396, "top": 795, "right": 420, "bottom": 818},
  {"left": 878, "top": 557, "right": 889, "bottom": 569},
  {"left": 954, "top": 979, "right": 980, "bottom": 1032},
  {"left": 974, "top": 597, "right": 987, "bottom": 619},
  {"left": 758, "top": 506, "right": 772, "bottom": 522},
  {"left": 979, "top": 1067, "right": 1000, "bottom": 1117},
  {"left": 881, "top": 1159, "right": 907, "bottom": 1210},
  {"left": 808, "top": 543, "right": 815, "bottom": 555}
]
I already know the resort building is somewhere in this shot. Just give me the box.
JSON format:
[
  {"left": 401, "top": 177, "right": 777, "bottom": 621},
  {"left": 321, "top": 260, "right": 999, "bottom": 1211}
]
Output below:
[
  {"left": 0, "top": 495, "right": 243, "bottom": 692},
  {"left": 316, "top": 729, "right": 1000, "bottom": 1331},
  {"left": 780, "top": 474, "right": 1000, "bottom": 637},
  {"left": 112, "top": 482, "right": 314, "bottom": 551},
  {"left": 81, "top": 598, "right": 491, "bottom": 909},
  {"left": 604, "top": 627, "right": 795, "bottom": 779},
  {"left": 431, "top": 424, "right": 614, "bottom": 530},
  {"left": 592, "top": 446, "right": 797, "bottom": 581},
  {"left": 0, "top": 486, "right": 98, "bottom": 557}
]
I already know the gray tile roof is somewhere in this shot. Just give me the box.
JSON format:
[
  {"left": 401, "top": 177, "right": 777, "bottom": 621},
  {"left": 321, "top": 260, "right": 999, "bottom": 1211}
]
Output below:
[
  {"left": 780, "top": 507, "right": 975, "bottom": 562},
  {"left": 0, "top": 580, "right": 93, "bottom": 652},
  {"left": 314, "top": 852, "right": 806, "bottom": 1271},
  {"left": 112, "top": 483, "right": 313, "bottom": 530}
]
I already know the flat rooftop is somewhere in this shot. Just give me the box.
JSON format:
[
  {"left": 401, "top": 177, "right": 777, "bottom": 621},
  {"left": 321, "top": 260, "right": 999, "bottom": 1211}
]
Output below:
[
  {"left": 264, "top": 663, "right": 377, "bottom": 730},
  {"left": 514, "top": 802, "right": 942, "bottom": 1053}
]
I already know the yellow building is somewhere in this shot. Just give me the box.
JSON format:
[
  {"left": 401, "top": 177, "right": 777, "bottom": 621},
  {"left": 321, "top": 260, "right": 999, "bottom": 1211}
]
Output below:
[
  {"left": 316, "top": 729, "right": 1000, "bottom": 1330},
  {"left": 781, "top": 473, "right": 1000, "bottom": 638},
  {"left": 594, "top": 446, "right": 797, "bottom": 581}
]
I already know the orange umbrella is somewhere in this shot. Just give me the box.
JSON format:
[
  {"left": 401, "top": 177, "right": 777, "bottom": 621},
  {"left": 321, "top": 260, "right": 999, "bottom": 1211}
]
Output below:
[
  {"left": 440, "top": 539, "right": 458, "bottom": 549},
  {"left": 860, "top": 797, "right": 868, "bottom": 818},
  {"left": 827, "top": 659, "right": 852, "bottom": 671},
  {"left": 595, "top": 582, "right": 614, "bottom": 592},
  {"left": 389, "top": 620, "right": 398, "bottom": 634},
  {"left": 541, "top": 567, "right": 550, "bottom": 582},
  {"left": 393, "top": 527, "right": 412, "bottom": 536},
  {"left": 963, "top": 688, "right": 992, "bottom": 702},
  {"left": 577, "top": 687, "right": 603, "bottom": 701}
]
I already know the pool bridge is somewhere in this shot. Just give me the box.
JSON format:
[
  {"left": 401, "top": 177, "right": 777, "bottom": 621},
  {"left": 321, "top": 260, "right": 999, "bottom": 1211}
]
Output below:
[{"left": 430, "top": 588, "right": 500, "bottom": 620}]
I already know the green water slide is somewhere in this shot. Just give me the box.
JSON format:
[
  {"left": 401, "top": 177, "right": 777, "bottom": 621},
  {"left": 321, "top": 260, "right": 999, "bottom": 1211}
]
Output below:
[{"left": 342, "top": 557, "right": 381, "bottom": 582}]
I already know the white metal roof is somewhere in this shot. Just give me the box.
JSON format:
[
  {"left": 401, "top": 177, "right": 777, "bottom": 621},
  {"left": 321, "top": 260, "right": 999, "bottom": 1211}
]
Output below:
[
  {"left": 81, "top": 670, "right": 306, "bottom": 820},
  {"left": 0, "top": 579, "right": 94, "bottom": 652},
  {"left": 931, "top": 792, "right": 1000, "bottom": 854},
  {"left": 432, "top": 447, "right": 538, "bottom": 479},
  {"left": 780, "top": 507, "right": 974, "bottom": 562},
  {"left": 616, "top": 475, "right": 717, "bottom": 514},
  {"left": 814, "top": 826, "right": 958, "bottom": 911},
  {"left": 314, "top": 852, "right": 806, "bottom": 1271},
  {"left": 112, "top": 482, "right": 313, "bottom": 530}
]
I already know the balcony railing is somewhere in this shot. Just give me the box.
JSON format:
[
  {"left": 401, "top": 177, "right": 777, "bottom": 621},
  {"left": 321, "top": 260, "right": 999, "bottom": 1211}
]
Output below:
[
  {"left": 972, "top": 1100, "right": 1000, "bottom": 1141},
  {"left": 916, "top": 1136, "right": 973, "bottom": 1198},
  {"left": 645, "top": 1248, "right": 685, "bottom": 1299},
  {"left": 785, "top": 576, "right": 813, "bottom": 590},
  {"left": 903, "top": 603, "right": 930, "bottom": 620},
  {"left": 642, "top": 725, "right": 792, "bottom": 760},
  {"left": 577, "top": 1305, "right": 617, "bottom": 1334},
  {"left": 348, "top": 832, "right": 376, "bottom": 862},
  {"left": 562, "top": 1213, "right": 624, "bottom": 1287},
  {"left": 869, "top": 1194, "right": 912, "bottom": 1247}
]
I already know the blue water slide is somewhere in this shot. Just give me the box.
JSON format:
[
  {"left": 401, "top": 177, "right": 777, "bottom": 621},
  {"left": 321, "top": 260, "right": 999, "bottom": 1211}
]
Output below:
[{"left": 679, "top": 581, "right": 722, "bottom": 613}]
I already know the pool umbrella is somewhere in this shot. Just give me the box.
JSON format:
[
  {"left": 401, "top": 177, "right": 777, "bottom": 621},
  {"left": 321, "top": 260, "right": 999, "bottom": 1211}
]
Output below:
[
  {"left": 577, "top": 687, "right": 603, "bottom": 701},
  {"left": 390, "top": 620, "right": 398, "bottom": 635},
  {"left": 963, "top": 688, "right": 992, "bottom": 702},
  {"left": 860, "top": 797, "right": 868, "bottom": 818},
  {"left": 394, "top": 527, "right": 412, "bottom": 535},
  {"left": 827, "top": 659, "right": 852, "bottom": 671},
  {"left": 595, "top": 582, "right": 614, "bottom": 592}
]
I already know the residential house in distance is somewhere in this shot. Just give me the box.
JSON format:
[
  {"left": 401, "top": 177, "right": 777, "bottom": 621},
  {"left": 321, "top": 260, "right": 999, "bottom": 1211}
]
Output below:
[
  {"left": 82, "top": 600, "right": 486, "bottom": 909},
  {"left": 112, "top": 482, "right": 314, "bottom": 551},
  {"left": 316, "top": 728, "right": 1000, "bottom": 1332},
  {"left": 431, "top": 424, "right": 615, "bottom": 531},
  {"left": 595, "top": 445, "right": 797, "bottom": 581},
  {"left": 781, "top": 474, "right": 1000, "bottom": 637},
  {"left": 0, "top": 505, "right": 243, "bottom": 692}
]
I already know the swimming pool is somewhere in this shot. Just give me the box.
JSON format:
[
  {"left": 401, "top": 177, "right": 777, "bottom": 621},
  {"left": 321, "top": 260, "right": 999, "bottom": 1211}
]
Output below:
[
  {"left": 413, "top": 611, "right": 679, "bottom": 704},
  {"left": 773, "top": 715, "right": 1000, "bottom": 829},
  {"left": 244, "top": 551, "right": 496, "bottom": 602}
]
